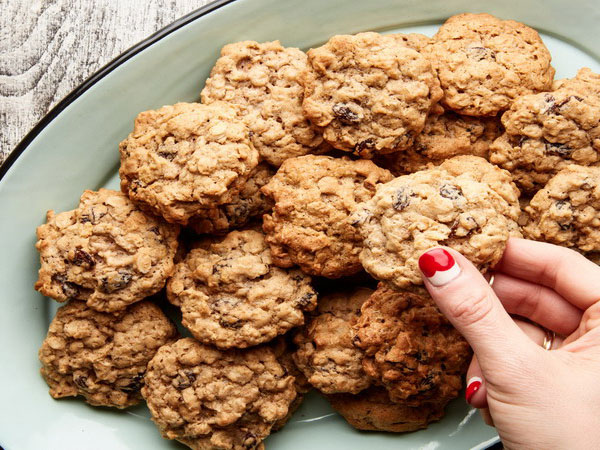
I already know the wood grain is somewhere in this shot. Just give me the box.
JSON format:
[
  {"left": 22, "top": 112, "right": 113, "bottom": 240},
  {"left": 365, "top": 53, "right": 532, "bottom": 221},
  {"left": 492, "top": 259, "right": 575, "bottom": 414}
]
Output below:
[{"left": 0, "top": 0, "right": 215, "bottom": 165}]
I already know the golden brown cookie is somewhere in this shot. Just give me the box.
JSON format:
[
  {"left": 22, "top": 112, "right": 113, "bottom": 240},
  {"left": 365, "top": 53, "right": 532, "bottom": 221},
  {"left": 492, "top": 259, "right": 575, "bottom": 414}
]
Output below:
[
  {"left": 167, "top": 229, "right": 317, "bottom": 348},
  {"left": 327, "top": 387, "right": 445, "bottom": 433},
  {"left": 428, "top": 13, "right": 554, "bottom": 116},
  {"left": 489, "top": 68, "right": 600, "bottom": 192},
  {"left": 142, "top": 338, "right": 296, "bottom": 450},
  {"left": 302, "top": 32, "right": 442, "bottom": 157},
  {"left": 119, "top": 102, "right": 259, "bottom": 224},
  {"left": 261, "top": 155, "right": 393, "bottom": 278},
  {"left": 523, "top": 165, "right": 600, "bottom": 251},
  {"left": 201, "top": 41, "right": 325, "bottom": 167},
  {"left": 34, "top": 189, "right": 179, "bottom": 312},
  {"left": 353, "top": 156, "right": 521, "bottom": 288},
  {"left": 377, "top": 112, "right": 501, "bottom": 175},
  {"left": 188, "top": 163, "right": 275, "bottom": 235},
  {"left": 352, "top": 284, "right": 470, "bottom": 406},
  {"left": 39, "top": 300, "right": 177, "bottom": 408},
  {"left": 293, "top": 288, "right": 373, "bottom": 394}
]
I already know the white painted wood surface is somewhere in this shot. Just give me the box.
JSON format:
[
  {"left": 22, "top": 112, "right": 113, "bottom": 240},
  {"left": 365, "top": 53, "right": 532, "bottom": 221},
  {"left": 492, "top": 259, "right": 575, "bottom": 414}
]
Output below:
[{"left": 0, "top": 0, "right": 216, "bottom": 165}]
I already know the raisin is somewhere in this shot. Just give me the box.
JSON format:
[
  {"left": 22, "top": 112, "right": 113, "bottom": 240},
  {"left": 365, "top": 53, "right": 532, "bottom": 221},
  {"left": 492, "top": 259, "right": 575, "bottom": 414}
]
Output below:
[
  {"left": 439, "top": 184, "right": 463, "bottom": 200},
  {"left": 149, "top": 226, "right": 161, "bottom": 235},
  {"left": 296, "top": 292, "right": 315, "bottom": 308},
  {"left": 545, "top": 141, "right": 573, "bottom": 157},
  {"left": 332, "top": 103, "right": 360, "bottom": 123},
  {"left": 559, "top": 223, "right": 573, "bottom": 231},
  {"left": 555, "top": 200, "right": 572, "bottom": 210},
  {"left": 74, "top": 375, "right": 88, "bottom": 389},
  {"left": 355, "top": 138, "right": 375, "bottom": 154},
  {"left": 157, "top": 151, "right": 175, "bottom": 161},
  {"left": 219, "top": 318, "right": 243, "bottom": 329},
  {"left": 120, "top": 373, "right": 144, "bottom": 392},
  {"left": 72, "top": 249, "right": 95, "bottom": 268},
  {"left": 58, "top": 277, "right": 80, "bottom": 298},
  {"left": 468, "top": 46, "right": 496, "bottom": 61},
  {"left": 174, "top": 370, "right": 197, "bottom": 390},
  {"left": 393, "top": 188, "right": 411, "bottom": 211},
  {"left": 100, "top": 271, "right": 133, "bottom": 293}
]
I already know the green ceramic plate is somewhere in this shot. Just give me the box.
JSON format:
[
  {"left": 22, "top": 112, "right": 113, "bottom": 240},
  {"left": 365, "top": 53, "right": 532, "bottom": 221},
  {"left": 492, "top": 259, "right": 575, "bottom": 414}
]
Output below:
[{"left": 2, "top": 0, "right": 600, "bottom": 449}]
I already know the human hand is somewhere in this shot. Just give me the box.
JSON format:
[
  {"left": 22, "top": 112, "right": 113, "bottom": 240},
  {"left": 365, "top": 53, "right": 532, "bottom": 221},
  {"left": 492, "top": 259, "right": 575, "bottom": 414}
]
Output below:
[{"left": 417, "top": 238, "right": 600, "bottom": 449}]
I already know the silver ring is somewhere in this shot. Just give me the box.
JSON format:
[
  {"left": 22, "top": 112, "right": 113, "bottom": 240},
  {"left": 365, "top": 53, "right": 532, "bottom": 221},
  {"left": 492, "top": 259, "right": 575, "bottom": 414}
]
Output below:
[
  {"left": 488, "top": 274, "right": 495, "bottom": 287},
  {"left": 542, "top": 329, "right": 556, "bottom": 351}
]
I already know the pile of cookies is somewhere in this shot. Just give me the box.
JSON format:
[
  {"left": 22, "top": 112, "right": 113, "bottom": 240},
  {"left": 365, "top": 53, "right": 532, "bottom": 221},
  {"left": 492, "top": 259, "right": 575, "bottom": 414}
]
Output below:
[{"left": 33, "top": 12, "right": 600, "bottom": 450}]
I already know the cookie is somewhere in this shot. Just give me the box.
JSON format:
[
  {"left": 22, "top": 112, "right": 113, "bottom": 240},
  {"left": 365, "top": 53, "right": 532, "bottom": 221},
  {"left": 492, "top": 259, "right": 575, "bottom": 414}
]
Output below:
[
  {"left": 270, "top": 336, "right": 312, "bottom": 431},
  {"left": 327, "top": 387, "right": 445, "bottom": 433},
  {"left": 352, "top": 284, "right": 470, "bottom": 406},
  {"left": 201, "top": 40, "right": 325, "bottom": 167},
  {"left": 167, "top": 229, "right": 317, "bottom": 348},
  {"left": 523, "top": 165, "right": 600, "bottom": 252},
  {"left": 261, "top": 155, "right": 393, "bottom": 278},
  {"left": 353, "top": 156, "right": 520, "bottom": 288},
  {"left": 428, "top": 13, "right": 554, "bottom": 116},
  {"left": 119, "top": 102, "right": 259, "bottom": 224},
  {"left": 34, "top": 189, "right": 179, "bottom": 312},
  {"left": 302, "top": 32, "right": 442, "bottom": 157},
  {"left": 142, "top": 338, "right": 296, "bottom": 450},
  {"left": 188, "top": 163, "right": 275, "bottom": 235},
  {"left": 489, "top": 68, "right": 600, "bottom": 192},
  {"left": 377, "top": 112, "right": 501, "bottom": 175},
  {"left": 293, "top": 288, "right": 372, "bottom": 394},
  {"left": 39, "top": 300, "right": 177, "bottom": 408}
]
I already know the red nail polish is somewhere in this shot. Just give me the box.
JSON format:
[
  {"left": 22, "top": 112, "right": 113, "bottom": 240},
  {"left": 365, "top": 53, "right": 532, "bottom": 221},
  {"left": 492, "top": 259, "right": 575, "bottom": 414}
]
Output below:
[
  {"left": 418, "top": 248, "right": 461, "bottom": 286},
  {"left": 465, "top": 377, "right": 483, "bottom": 404}
]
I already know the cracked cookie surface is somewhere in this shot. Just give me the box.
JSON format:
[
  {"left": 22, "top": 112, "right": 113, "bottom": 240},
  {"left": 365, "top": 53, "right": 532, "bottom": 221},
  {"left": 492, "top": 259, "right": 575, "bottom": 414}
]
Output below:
[
  {"left": 352, "top": 284, "right": 470, "bottom": 406},
  {"left": 262, "top": 155, "right": 393, "bottom": 278},
  {"left": 428, "top": 13, "right": 554, "bottom": 116},
  {"left": 35, "top": 189, "right": 179, "bottom": 312},
  {"left": 119, "top": 102, "right": 259, "bottom": 224},
  {"left": 489, "top": 68, "right": 600, "bottom": 192},
  {"left": 142, "top": 338, "right": 296, "bottom": 450},
  {"left": 201, "top": 41, "right": 325, "bottom": 167},
  {"left": 302, "top": 32, "right": 442, "bottom": 157},
  {"left": 523, "top": 165, "right": 600, "bottom": 252},
  {"left": 39, "top": 300, "right": 177, "bottom": 408},
  {"left": 293, "top": 287, "right": 372, "bottom": 394},
  {"left": 353, "top": 156, "right": 520, "bottom": 288},
  {"left": 167, "top": 229, "right": 317, "bottom": 348}
]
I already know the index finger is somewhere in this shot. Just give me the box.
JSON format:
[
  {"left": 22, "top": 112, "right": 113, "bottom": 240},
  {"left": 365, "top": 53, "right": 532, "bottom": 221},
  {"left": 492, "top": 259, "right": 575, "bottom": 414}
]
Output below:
[{"left": 493, "top": 238, "right": 600, "bottom": 311}]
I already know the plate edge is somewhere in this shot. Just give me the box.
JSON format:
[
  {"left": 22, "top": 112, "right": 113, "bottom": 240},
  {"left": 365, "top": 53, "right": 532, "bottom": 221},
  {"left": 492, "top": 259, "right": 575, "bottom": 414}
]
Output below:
[{"left": 0, "top": 0, "right": 237, "bottom": 182}]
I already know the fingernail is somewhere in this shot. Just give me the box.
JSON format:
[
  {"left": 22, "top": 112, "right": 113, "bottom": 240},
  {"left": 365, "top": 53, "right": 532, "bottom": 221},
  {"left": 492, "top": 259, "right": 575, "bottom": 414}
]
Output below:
[
  {"left": 465, "top": 377, "right": 483, "bottom": 404},
  {"left": 418, "top": 248, "right": 461, "bottom": 286}
]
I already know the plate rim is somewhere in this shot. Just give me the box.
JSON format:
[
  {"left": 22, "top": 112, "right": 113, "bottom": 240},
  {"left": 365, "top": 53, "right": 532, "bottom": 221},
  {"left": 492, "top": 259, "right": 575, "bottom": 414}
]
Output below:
[{"left": 0, "top": 0, "right": 236, "bottom": 182}]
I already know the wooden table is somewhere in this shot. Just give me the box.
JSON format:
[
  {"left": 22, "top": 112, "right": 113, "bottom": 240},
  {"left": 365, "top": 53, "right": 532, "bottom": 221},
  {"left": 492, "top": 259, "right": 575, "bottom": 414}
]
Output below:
[{"left": 0, "top": 0, "right": 215, "bottom": 165}]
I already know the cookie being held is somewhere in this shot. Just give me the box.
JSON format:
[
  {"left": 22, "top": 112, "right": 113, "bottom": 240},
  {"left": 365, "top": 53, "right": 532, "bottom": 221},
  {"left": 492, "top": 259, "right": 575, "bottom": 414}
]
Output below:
[
  {"left": 142, "top": 338, "right": 296, "bottom": 450},
  {"left": 302, "top": 32, "right": 442, "bottom": 157},
  {"left": 261, "top": 155, "right": 393, "bottom": 278},
  {"left": 39, "top": 300, "right": 177, "bottom": 408},
  {"left": 352, "top": 284, "right": 470, "bottom": 406},
  {"left": 201, "top": 40, "right": 325, "bottom": 167},
  {"left": 523, "top": 165, "right": 600, "bottom": 252},
  {"left": 353, "top": 156, "right": 520, "bottom": 288},
  {"left": 490, "top": 68, "right": 600, "bottom": 192},
  {"left": 119, "top": 102, "right": 259, "bottom": 224},
  {"left": 167, "top": 229, "right": 317, "bottom": 348},
  {"left": 35, "top": 189, "right": 179, "bottom": 312},
  {"left": 327, "top": 387, "right": 445, "bottom": 433},
  {"left": 428, "top": 13, "right": 554, "bottom": 116},
  {"left": 293, "top": 287, "right": 373, "bottom": 394}
]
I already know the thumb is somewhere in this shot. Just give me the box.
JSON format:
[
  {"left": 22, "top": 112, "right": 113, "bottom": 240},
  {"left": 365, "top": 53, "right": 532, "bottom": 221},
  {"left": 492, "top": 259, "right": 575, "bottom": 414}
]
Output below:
[{"left": 418, "top": 247, "right": 537, "bottom": 374}]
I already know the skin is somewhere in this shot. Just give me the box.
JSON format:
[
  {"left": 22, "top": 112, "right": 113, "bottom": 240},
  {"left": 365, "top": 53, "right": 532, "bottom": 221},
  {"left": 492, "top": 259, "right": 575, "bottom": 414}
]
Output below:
[{"left": 420, "top": 238, "right": 600, "bottom": 449}]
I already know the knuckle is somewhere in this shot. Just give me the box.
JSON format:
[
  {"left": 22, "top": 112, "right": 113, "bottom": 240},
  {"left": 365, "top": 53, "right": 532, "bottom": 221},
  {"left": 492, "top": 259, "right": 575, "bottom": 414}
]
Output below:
[{"left": 448, "top": 288, "right": 494, "bottom": 328}]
